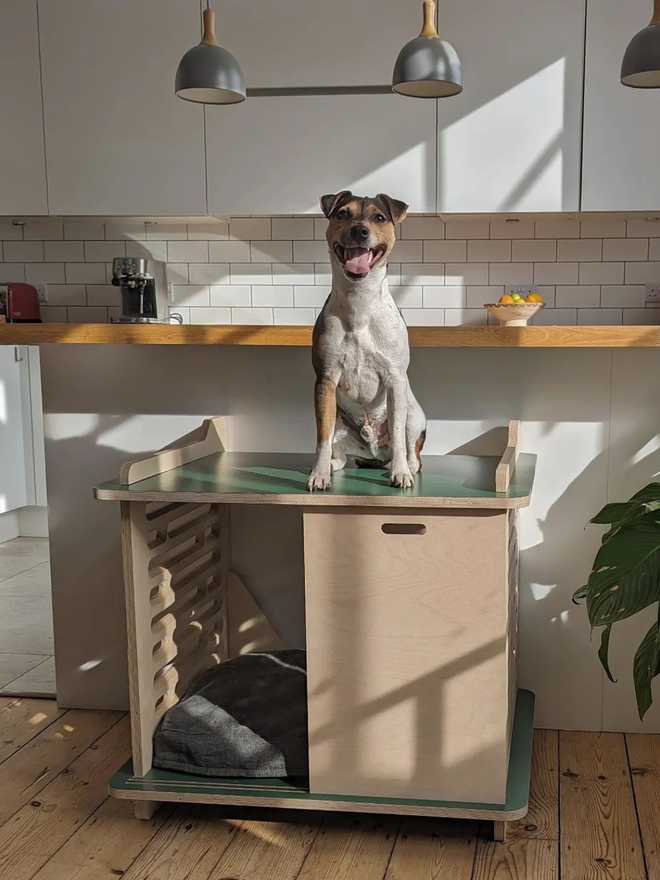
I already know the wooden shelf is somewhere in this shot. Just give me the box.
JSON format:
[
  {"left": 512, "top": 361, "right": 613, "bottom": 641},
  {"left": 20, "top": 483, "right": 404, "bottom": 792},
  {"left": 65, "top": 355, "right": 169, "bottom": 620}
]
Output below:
[{"left": 2, "top": 323, "right": 660, "bottom": 347}]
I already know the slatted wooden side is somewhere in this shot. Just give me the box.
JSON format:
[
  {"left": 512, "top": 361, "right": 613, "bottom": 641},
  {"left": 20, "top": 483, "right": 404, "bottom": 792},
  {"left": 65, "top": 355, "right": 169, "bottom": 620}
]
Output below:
[{"left": 121, "top": 500, "right": 230, "bottom": 785}]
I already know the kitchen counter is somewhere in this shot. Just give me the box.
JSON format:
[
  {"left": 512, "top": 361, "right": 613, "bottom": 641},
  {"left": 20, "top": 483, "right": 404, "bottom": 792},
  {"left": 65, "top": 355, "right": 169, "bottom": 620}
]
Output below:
[{"left": 2, "top": 323, "right": 660, "bottom": 347}]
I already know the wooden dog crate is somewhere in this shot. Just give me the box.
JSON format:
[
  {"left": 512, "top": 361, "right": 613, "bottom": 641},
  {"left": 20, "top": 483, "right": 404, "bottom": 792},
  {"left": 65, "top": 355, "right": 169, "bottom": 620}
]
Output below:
[{"left": 95, "top": 418, "right": 536, "bottom": 841}]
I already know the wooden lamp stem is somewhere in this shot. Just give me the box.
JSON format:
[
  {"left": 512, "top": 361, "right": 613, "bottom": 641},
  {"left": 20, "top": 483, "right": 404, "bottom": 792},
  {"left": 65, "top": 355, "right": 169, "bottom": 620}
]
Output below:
[
  {"left": 652, "top": 0, "right": 660, "bottom": 25},
  {"left": 419, "top": 0, "right": 439, "bottom": 37},
  {"left": 201, "top": 7, "right": 219, "bottom": 46}
]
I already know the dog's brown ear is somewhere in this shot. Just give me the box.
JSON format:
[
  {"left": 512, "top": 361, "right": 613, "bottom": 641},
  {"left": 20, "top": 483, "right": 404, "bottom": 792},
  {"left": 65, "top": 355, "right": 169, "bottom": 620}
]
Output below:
[
  {"left": 376, "top": 194, "right": 408, "bottom": 225},
  {"left": 320, "top": 191, "right": 352, "bottom": 218}
]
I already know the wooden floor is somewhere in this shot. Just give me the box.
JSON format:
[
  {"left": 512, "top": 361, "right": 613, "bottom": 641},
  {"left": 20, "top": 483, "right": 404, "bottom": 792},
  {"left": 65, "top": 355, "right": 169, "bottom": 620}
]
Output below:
[{"left": 0, "top": 697, "right": 658, "bottom": 880}]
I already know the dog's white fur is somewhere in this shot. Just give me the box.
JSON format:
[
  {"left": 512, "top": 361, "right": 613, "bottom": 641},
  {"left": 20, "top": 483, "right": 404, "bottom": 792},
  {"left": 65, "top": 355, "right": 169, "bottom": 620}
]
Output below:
[{"left": 307, "top": 248, "right": 426, "bottom": 491}]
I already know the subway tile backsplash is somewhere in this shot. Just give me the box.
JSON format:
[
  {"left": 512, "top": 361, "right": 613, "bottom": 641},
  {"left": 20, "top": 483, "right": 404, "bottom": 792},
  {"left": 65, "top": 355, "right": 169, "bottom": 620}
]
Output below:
[{"left": 2, "top": 217, "right": 658, "bottom": 326}]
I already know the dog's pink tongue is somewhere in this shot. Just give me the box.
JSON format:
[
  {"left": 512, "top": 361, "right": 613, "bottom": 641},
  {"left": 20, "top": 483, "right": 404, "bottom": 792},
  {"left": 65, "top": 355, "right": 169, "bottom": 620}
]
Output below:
[{"left": 344, "top": 248, "right": 371, "bottom": 275}]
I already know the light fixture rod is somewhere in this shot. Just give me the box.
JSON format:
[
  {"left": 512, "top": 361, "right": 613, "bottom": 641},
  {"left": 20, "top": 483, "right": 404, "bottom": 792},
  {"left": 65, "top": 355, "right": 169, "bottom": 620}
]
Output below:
[
  {"left": 419, "top": 0, "right": 439, "bottom": 37},
  {"left": 246, "top": 85, "right": 393, "bottom": 97}
]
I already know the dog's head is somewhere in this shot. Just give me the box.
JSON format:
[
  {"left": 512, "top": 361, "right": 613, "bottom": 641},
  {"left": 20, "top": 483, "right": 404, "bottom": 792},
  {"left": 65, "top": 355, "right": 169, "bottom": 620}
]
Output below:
[{"left": 320, "top": 191, "right": 408, "bottom": 283}]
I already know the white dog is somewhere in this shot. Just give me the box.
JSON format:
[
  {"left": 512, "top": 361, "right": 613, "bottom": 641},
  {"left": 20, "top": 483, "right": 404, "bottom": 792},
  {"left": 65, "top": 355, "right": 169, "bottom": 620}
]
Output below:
[{"left": 307, "top": 190, "right": 426, "bottom": 491}]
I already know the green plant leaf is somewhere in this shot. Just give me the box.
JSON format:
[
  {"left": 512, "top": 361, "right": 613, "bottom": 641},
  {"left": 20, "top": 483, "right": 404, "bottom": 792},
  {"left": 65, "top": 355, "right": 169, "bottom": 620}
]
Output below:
[
  {"left": 598, "top": 624, "right": 616, "bottom": 682},
  {"left": 633, "top": 618, "right": 660, "bottom": 720},
  {"left": 630, "top": 483, "right": 660, "bottom": 504},
  {"left": 585, "top": 511, "right": 660, "bottom": 627},
  {"left": 572, "top": 585, "right": 587, "bottom": 604},
  {"left": 591, "top": 502, "right": 636, "bottom": 525}
]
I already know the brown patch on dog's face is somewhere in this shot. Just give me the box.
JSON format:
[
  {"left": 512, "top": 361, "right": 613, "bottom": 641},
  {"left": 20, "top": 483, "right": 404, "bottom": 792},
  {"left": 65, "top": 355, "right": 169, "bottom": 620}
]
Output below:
[{"left": 320, "top": 191, "right": 408, "bottom": 282}]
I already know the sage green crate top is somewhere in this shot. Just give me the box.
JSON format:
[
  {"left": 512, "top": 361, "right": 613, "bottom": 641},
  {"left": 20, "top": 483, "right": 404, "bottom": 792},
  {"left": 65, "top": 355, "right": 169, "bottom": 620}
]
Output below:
[{"left": 95, "top": 451, "right": 536, "bottom": 509}]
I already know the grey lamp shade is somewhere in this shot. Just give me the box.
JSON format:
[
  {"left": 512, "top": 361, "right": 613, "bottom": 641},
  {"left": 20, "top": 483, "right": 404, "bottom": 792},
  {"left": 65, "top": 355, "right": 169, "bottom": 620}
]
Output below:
[
  {"left": 392, "top": 0, "right": 462, "bottom": 98},
  {"left": 393, "top": 35, "right": 462, "bottom": 97},
  {"left": 175, "top": 8, "right": 245, "bottom": 105},
  {"left": 621, "top": 24, "right": 660, "bottom": 88}
]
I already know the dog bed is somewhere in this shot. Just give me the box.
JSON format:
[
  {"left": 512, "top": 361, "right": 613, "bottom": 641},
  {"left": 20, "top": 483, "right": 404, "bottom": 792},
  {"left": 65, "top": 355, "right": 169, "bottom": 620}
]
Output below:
[{"left": 152, "top": 649, "right": 308, "bottom": 778}]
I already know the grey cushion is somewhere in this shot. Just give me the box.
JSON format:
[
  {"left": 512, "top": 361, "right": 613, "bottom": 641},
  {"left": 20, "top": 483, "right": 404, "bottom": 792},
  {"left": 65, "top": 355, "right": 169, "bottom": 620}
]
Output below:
[{"left": 153, "top": 650, "right": 308, "bottom": 778}]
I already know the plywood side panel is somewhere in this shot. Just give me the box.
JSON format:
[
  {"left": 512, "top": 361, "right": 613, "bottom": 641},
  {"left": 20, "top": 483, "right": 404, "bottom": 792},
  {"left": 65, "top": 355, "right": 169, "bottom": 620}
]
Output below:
[{"left": 304, "top": 507, "right": 510, "bottom": 804}]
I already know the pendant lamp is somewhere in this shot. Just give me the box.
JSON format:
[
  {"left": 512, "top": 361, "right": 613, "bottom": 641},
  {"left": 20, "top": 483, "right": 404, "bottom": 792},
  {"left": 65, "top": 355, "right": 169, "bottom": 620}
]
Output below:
[
  {"left": 392, "top": 0, "right": 463, "bottom": 98},
  {"left": 621, "top": 0, "right": 660, "bottom": 88},
  {"left": 175, "top": 2, "right": 245, "bottom": 104}
]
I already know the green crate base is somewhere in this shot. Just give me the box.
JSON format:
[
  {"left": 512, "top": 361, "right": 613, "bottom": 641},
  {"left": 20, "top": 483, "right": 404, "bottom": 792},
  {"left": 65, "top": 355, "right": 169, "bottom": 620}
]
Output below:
[{"left": 109, "top": 689, "right": 534, "bottom": 821}]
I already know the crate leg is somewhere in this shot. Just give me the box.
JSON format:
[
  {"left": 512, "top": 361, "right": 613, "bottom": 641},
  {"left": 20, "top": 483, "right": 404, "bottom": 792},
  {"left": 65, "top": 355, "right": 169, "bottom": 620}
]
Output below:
[
  {"left": 493, "top": 821, "right": 507, "bottom": 843},
  {"left": 134, "top": 800, "right": 161, "bottom": 820}
]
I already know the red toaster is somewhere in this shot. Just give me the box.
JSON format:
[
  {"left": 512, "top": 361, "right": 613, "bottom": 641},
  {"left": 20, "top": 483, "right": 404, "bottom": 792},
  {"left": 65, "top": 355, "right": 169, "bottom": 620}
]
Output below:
[{"left": 0, "top": 283, "right": 41, "bottom": 322}]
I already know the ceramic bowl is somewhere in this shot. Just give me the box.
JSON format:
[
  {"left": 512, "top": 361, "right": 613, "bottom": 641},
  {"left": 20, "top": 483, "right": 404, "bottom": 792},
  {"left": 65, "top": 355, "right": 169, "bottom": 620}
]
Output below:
[{"left": 484, "top": 302, "right": 544, "bottom": 327}]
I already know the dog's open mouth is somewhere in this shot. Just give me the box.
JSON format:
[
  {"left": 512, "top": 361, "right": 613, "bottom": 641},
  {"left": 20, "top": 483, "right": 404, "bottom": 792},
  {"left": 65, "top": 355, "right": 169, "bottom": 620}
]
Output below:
[{"left": 333, "top": 245, "right": 386, "bottom": 280}]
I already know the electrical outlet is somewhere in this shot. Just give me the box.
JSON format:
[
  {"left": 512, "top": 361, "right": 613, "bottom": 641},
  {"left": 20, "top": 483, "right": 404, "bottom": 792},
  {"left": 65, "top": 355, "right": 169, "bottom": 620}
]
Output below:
[
  {"left": 646, "top": 283, "right": 660, "bottom": 307},
  {"left": 506, "top": 285, "right": 535, "bottom": 298},
  {"left": 34, "top": 283, "right": 48, "bottom": 304}
]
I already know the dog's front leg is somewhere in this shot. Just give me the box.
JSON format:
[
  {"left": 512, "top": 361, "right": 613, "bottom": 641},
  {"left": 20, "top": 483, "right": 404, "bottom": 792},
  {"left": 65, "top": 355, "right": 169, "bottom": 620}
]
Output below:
[
  {"left": 307, "top": 376, "right": 337, "bottom": 491},
  {"left": 387, "top": 380, "right": 413, "bottom": 488}
]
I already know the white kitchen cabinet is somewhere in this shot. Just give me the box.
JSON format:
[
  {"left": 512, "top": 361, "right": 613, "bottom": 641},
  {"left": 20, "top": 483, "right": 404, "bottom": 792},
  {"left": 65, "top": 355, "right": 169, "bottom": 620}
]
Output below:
[
  {"left": 215, "top": 0, "right": 413, "bottom": 89},
  {"left": 437, "top": 0, "right": 585, "bottom": 212},
  {"left": 0, "top": 1, "right": 47, "bottom": 215},
  {"left": 206, "top": 95, "right": 437, "bottom": 214},
  {"left": 0, "top": 347, "right": 28, "bottom": 516},
  {"left": 38, "top": 0, "right": 207, "bottom": 216},
  {"left": 582, "top": 0, "right": 660, "bottom": 211}
]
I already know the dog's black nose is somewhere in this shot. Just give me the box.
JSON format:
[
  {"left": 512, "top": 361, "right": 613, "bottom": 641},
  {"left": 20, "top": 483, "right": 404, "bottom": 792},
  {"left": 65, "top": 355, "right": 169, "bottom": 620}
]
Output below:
[{"left": 350, "top": 224, "right": 370, "bottom": 241}]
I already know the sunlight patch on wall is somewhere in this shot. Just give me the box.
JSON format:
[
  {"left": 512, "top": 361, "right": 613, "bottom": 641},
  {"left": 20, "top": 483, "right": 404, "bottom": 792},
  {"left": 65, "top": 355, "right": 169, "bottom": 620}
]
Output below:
[
  {"left": 439, "top": 59, "right": 566, "bottom": 212},
  {"left": 0, "top": 380, "right": 6, "bottom": 425},
  {"left": 45, "top": 413, "right": 99, "bottom": 441},
  {"left": 96, "top": 414, "right": 207, "bottom": 454},
  {"left": 631, "top": 435, "right": 660, "bottom": 470}
]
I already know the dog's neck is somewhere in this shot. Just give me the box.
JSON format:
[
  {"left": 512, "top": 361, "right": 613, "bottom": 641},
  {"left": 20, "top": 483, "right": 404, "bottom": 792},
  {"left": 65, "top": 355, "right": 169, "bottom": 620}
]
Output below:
[{"left": 329, "top": 261, "right": 389, "bottom": 307}]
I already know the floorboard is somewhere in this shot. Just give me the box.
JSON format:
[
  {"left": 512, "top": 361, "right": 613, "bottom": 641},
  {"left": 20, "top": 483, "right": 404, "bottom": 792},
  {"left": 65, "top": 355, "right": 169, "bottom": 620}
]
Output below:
[
  {"left": 0, "top": 708, "right": 123, "bottom": 826},
  {"left": 0, "top": 716, "right": 130, "bottom": 880},
  {"left": 0, "top": 697, "right": 65, "bottom": 765},
  {"left": 472, "top": 839, "right": 559, "bottom": 880},
  {"left": 0, "top": 702, "right": 656, "bottom": 880},
  {"left": 384, "top": 819, "right": 478, "bottom": 880},
  {"left": 626, "top": 734, "right": 660, "bottom": 880},
  {"left": 30, "top": 798, "right": 174, "bottom": 880},
  {"left": 560, "top": 731, "right": 646, "bottom": 880},
  {"left": 297, "top": 814, "right": 399, "bottom": 880},
  {"left": 508, "top": 728, "right": 558, "bottom": 841},
  {"left": 122, "top": 805, "right": 240, "bottom": 880}
]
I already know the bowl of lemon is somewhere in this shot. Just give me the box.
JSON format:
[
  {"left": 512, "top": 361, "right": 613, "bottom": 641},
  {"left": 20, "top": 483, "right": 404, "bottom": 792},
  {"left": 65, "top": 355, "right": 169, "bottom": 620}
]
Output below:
[{"left": 484, "top": 292, "right": 544, "bottom": 327}]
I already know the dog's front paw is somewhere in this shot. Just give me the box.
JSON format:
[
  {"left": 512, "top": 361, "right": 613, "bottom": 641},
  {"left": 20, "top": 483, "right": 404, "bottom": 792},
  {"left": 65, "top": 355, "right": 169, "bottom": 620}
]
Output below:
[
  {"left": 390, "top": 467, "right": 414, "bottom": 489},
  {"left": 307, "top": 470, "right": 332, "bottom": 491}
]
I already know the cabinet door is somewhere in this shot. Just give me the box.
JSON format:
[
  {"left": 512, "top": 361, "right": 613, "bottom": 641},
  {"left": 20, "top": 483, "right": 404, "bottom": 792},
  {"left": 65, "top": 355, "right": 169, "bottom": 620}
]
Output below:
[
  {"left": 215, "top": 0, "right": 413, "bottom": 89},
  {"left": 0, "top": 347, "right": 28, "bottom": 515},
  {"left": 582, "top": 0, "right": 660, "bottom": 211},
  {"left": 0, "top": 1, "right": 47, "bottom": 215},
  {"left": 437, "top": 0, "right": 585, "bottom": 212},
  {"left": 39, "top": 0, "right": 206, "bottom": 215},
  {"left": 206, "top": 95, "right": 436, "bottom": 214}
]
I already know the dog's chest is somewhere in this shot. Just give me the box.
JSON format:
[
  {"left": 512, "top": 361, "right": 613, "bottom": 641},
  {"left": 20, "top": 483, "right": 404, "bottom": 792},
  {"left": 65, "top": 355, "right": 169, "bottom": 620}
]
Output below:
[{"left": 335, "top": 330, "right": 388, "bottom": 403}]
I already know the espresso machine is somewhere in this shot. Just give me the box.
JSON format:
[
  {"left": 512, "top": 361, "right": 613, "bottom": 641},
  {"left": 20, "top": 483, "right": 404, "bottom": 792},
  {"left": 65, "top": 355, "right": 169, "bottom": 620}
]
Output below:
[{"left": 111, "top": 257, "right": 169, "bottom": 323}]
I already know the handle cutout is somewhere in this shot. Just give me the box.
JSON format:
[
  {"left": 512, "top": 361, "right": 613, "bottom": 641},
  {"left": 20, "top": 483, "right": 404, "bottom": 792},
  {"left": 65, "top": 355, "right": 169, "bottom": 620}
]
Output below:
[{"left": 381, "top": 523, "right": 427, "bottom": 536}]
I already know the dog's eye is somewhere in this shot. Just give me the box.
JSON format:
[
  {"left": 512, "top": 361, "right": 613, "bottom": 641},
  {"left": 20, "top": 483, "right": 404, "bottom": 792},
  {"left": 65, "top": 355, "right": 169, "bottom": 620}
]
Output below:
[
  {"left": 336, "top": 209, "right": 349, "bottom": 220},
  {"left": 375, "top": 214, "right": 387, "bottom": 223}
]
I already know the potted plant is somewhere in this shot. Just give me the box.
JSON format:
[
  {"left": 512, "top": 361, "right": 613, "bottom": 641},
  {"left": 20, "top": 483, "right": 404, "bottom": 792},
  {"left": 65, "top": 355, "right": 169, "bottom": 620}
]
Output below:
[{"left": 574, "top": 483, "right": 660, "bottom": 720}]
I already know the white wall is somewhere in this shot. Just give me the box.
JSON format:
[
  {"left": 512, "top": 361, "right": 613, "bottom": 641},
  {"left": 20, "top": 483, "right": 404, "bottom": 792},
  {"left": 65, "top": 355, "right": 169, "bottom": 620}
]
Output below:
[{"left": 40, "top": 344, "right": 660, "bottom": 731}]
